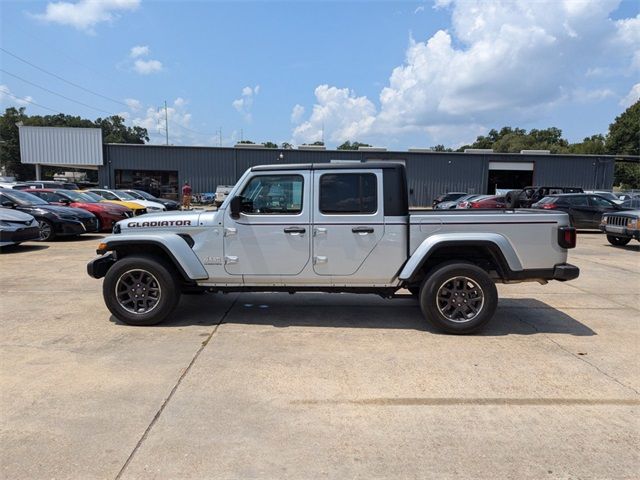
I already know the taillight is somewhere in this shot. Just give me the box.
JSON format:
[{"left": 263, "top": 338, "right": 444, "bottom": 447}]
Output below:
[
  {"left": 558, "top": 226, "right": 576, "bottom": 249},
  {"left": 470, "top": 202, "right": 480, "bottom": 209},
  {"left": 541, "top": 203, "right": 557, "bottom": 209}
]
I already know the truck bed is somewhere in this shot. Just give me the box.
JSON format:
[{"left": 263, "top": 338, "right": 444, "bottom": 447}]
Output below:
[{"left": 408, "top": 209, "right": 571, "bottom": 270}]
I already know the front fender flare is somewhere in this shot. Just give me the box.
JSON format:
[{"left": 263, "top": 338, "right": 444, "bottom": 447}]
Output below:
[
  {"left": 399, "top": 233, "right": 522, "bottom": 282},
  {"left": 99, "top": 233, "right": 209, "bottom": 280}
]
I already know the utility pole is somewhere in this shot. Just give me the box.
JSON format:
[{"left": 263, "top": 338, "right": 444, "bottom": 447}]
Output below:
[
  {"left": 219, "top": 127, "right": 222, "bottom": 147},
  {"left": 240, "top": 128, "right": 243, "bottom": 142},
  {"left": 164, "top": 100, "right": 169, "bottom": 145}
]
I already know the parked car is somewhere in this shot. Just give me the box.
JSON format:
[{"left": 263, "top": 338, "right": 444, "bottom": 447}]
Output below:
[
  {"left": 28, "top": 189, "right": 134, "bottom": 232},
  {"left": 469, "top": 195, "right": 507, "bottom": 209},
  {"left": 531, "top": 193, "right": 626, "bottom": 229},
  {"left": 506, "top": 186, "right": 584, "bottom": 208},
  {"left": 14, "top": 180, "right": 79, "bottom": 190},
  {"left": 86, "top": 189, "right": 166, "bottom": 212},
  {"left": 585, "top": 191, "right": 623, "bottom": 204},
  {"left": 0, "top": 188, "right": 99, "bottom": 240},
  {"left": 215, "top": 185, "right": 234, "bottom": 207},
  {"left": 79, "top": 191, "right": 147, "bottom": 216},
  {"left": 434, "top": 194, "right": 480, "bottom": 210},
  {"left": 432, "top": 192, "right": 467, "bottom": 209},
  {"left": 620, "top": 197, "right": 640, "bottom": 209},
  {"left": 600, "top": 209, "right": 640, "bottom": 246},
  {"left": 457, "top": 195, "right": 491, "bottom": 209},
  {"left": 615, "top": 192, "right": 639, "bottom": 202},
  {"left": 0, "top": 208, "right": 40, "bottom": 247},
  {"left": 120, "top": 189, "right": 180, "bottom": 211}
]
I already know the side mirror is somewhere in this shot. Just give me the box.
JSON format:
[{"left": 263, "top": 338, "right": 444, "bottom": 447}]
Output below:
[
  {"left": 59, "top": 198, "right": 71, "bottom": 205},
  {"left": 229, "top": 196, "right": 242, "bottom": 219},
  {"left": 1, "top": 200, "right": 15, "bottom": 208}
]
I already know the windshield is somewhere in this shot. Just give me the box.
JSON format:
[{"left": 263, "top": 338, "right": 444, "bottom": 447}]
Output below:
[
  {"left": 133, "top": 190, "right": 154, "bottom": 200},
  {"left": 2, "top": 189, "right": 49, "bottom": 206},
  {"left": 60, "top": 190, "right": 97, "bottom": 203},
  {"left": 82, "top": 191, "right": 107, "bottom": 202},
  {"left": 115, "top": 190, "right": 137, "bottom": 200},
  {"left": 595, "top": 192, "right": 618, "bottom": 202}
]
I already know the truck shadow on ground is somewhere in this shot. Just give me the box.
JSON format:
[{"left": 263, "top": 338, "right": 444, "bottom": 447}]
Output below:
[
  {"left": 0, "top": 243, "right": 49, "bottom": 254},
  {"left": 121, "top": 293, "right": 595, "bottom": 337}
]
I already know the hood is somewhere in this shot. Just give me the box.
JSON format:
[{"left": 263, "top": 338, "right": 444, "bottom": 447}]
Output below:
[
  {"left": 0, "top": 207, "right": 36, "bottom": 222},
  {"left": 27, "top": 204, "right": 95, "bottom": 218},
  {"left": 117, "top": 210, "right": 202, "bottom": 232}
]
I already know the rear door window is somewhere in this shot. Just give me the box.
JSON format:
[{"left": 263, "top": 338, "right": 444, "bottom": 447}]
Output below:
[
  {"left": 319, "top": 173, "right": 377, "bottom": 214},
  {"left": 569, "top": 196, "right": 588, "bottom": 206}
]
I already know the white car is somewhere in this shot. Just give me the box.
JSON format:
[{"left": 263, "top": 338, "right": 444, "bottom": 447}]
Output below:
[{"left": 87, "top": 189, "right": 166, "bottom": 212}]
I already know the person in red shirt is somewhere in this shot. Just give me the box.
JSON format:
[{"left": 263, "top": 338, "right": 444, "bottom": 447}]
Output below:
[{"left": 181, "top": 181, "right": 192, "bottom": 210}]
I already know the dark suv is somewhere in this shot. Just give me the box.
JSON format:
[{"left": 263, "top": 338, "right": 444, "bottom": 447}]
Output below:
[
  {"left": 506, "top": 186, "right": 584, "bottom": 208},
  {"left": 532, "top": 193, "right": 626, "bottom": 229}
]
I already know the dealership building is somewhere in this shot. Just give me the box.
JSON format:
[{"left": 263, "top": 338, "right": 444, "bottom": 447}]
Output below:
[{"left": 18, "top": 125, "right": 635, "bottom": 207}]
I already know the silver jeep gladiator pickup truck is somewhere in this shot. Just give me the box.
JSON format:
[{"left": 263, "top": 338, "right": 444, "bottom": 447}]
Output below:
[{"left": 88, "top": 163, "right": 579, "bottom": 333}]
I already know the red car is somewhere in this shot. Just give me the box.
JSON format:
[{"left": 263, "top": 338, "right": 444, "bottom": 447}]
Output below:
[
  {"left": 27, "top": 189, "right": 133, "bottom": 232},
  {"left": 469, "top": 195, "right": 507, "bottom": 209}
]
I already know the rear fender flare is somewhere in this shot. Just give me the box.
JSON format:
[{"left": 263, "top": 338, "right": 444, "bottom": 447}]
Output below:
[{"left": 399, "top": 233, "right": 522, "bottom": 282}]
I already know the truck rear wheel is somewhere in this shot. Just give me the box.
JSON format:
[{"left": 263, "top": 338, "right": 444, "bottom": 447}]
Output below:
[
  {"left": 103, "top": 255, "right": 181, "bottom": 326},
  {"left": 505, "top": 190, "right": 522, "bottom": 209},
  {"left": 419, "top": 262, "right": 497, "bottom": 334}
]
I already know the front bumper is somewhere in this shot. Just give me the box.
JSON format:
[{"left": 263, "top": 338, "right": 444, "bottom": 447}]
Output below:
[
  {"left": 55, "top": 217, "right": 99, "bottom": 235},
  {"left": 0, "top": 225, "right": 40, "bottom": 244},
  {"left": 87, "top": 252, "right": 116, "bottom": 279},
  {"left": 600, "top": 225, "right": 640, "bottom": 240}
]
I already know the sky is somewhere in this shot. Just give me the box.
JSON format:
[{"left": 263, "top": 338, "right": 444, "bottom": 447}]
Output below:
[{"left": 0, "top": 0, "right": 638, "bottom": 150}]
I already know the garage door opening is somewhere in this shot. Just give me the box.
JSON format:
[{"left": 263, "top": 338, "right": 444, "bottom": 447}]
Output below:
[{"left": 487, "top": 162, "right": 534, "bottom": 194}]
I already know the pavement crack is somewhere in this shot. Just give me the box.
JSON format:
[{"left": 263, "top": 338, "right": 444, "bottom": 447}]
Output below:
[
  {"left": 114, "top": 295, "right": 239, "bottom": 480},
  {"left": 513, "top": 311, "right": 640, "bottom": 396}
]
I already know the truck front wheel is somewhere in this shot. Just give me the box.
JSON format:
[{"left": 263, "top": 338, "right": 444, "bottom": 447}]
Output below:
[
  {"left": 103, "top": 255, "right": 181, "bottom": 326},
  {"left": 606, "top": 235, "right": 631, "bottom": 246},
  {"left": 419, "top": 262, "right": 497, "bottom": 334}
]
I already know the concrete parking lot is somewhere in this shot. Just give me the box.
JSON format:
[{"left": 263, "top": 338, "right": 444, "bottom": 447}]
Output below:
[{"left": 1, "top": 233, "right": 638, "bottom": 479}]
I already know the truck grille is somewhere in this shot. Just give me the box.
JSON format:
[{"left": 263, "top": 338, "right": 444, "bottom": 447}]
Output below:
[{"left": 607, "top": 215, "right": 628, "bottom": 227}]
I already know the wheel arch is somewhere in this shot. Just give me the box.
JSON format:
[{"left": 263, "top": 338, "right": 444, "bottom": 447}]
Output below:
[{"left": 399, "top": 234, "right": 522, "bottom": 284}]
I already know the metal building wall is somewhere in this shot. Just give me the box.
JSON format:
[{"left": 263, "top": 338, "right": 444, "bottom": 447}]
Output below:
[
  {"left": 19, "top": 126, "right": 103, "bottom": 166},
  {"left": 100, "top": 145, "right": 616, "bottom": 207}
]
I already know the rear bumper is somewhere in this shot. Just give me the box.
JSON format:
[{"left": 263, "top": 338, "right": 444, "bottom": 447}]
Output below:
[
  {"left": 504, "top": 263, "right": 580, "bottom": 282},
  {"left": 87, "top": 252, "right": 116, "bottom": 279}
]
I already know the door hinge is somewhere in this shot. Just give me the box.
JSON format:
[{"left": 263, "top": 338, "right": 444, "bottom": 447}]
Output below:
[
  {"left": 313, "top": 255, "right": 328, "bottom": 264},
  {"left": 224, "top": 255, "right": 239, "bottom": 264},
  {"left": 224, "top": 227, "right": 237, "bottom": 237},
  {"left": 313, "top": 227, "right": 327, "bottom": 236}
]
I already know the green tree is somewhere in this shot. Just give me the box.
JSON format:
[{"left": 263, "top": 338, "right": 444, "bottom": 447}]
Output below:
[
  {"left": 431, "top": 144, "right": 453, "bottom": 152},
  {"left": 0, "top": 107, "right": 148, "bottom": 179},
  {"left": 337, "top": 140, "right": 372, "bottom": 150},
  {"left": 606, "top": 101, "right": 639, "bottom": 156},
  {"left": 237, "top": 140, "right": 255, "bottom": 144},
  {"left": 281, "top": 142, "right": 293, "bottom": 149},
  {"left": 568, "top": 134, "right": 606, "bottom": 155},
  {"left": 262, "top": 141, "right": 278, "bottom": 149}
]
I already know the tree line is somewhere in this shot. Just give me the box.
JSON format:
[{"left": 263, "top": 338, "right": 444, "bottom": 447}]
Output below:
[{"left": 1, "top": 101, "right": 638, "bottom": 188}]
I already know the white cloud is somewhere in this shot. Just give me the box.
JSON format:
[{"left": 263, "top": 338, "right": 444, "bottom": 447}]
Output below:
[
  {"left": 124, "top": 98, "right": 142, "bottom": 111},
  {"left": 620, "top": 83, "right": 640, "bottom": 108},
  {"left": 133, "top": 59, "right": 163, "bottom": 75},
  {"left": 33, "top": 0, "right": 140, "bottom": 34},
  {"left": 131, "top": 97, "right": 193, "bottom": 144},
  {"left": 0, "top": 85, "right": 34, "bottom": 107},
  {"left": 232, "top": 85, "right": 260, "bottom": 122},
  {"left": 129, "top": 45, "right": 149, "bottom": 58},
  {"left": 292, "top": 0, "right": 639, "bottom": 146},
  {"left": 290, "top": 104, "right": 305, "bottom": 123},
  {"left": 414, "top": 6, "right": 425, "bottom": 14},
  {"left": 293, "top": 85, "right": 376, "bottom": 144}
]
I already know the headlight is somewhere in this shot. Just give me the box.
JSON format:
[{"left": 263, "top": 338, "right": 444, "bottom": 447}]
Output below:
[
  {"left": 628, "top": 218, "right": 638, "bottom": 229},
  {"left": 0, "top": 220, "right": 10, "bottom": 227},
  {"left": 600, "top": 217, "right": 608, "bottom": 225},
  {"left": 147, "top": 206, "right": 162, "bottom": 211}
]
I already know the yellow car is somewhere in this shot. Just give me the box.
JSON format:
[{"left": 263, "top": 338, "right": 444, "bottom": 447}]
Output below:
[{"left": 78, "top": 191, "right": 148, "bottom": 216}]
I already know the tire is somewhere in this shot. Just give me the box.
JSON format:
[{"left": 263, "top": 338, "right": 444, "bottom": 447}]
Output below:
[
  {"left": 607, "top": 235, "right": 631, "bottom": 246},
  {"left": 419, "top": 262, "right": 498, "bottom": 334},
  {"left": 102, "top": 255, "right": 181, "bottom": 326},
  {"left": 505, "top": 190, "right": 522, "bottom": 209},
  {"left": 37, "top": 219, "right": 55, "bottom": 241}
]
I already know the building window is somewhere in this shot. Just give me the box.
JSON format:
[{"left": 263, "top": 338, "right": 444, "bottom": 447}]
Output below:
[
  {"left": 115, "top": 170, "right": 179, "bottom": 200},
  {"left": 319, "top": 173, "right": 377, "bottom": 214}
]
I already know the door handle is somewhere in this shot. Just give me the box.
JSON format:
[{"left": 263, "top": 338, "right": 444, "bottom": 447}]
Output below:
[
  {"left": 352, "top": 226, "right": 374, "bottom": 234},
  {"left": 284, "top": 227, "right": 306, "bottom": 235}
]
